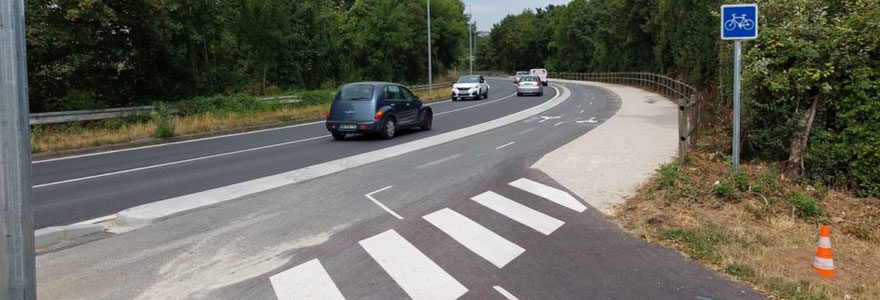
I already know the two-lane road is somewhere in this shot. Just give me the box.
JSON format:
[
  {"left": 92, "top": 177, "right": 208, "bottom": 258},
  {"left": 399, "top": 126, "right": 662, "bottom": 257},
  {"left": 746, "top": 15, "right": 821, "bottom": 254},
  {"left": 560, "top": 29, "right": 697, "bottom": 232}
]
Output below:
[{"left": 33, "top": 79, "right": 557, "bottom": 228}]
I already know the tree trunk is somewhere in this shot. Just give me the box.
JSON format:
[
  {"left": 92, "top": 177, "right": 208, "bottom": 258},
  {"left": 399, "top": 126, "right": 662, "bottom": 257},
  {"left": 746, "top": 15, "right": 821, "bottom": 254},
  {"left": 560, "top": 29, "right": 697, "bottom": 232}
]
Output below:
[{"left": 786, "top": 95, "right": 820, "bottom": 177}]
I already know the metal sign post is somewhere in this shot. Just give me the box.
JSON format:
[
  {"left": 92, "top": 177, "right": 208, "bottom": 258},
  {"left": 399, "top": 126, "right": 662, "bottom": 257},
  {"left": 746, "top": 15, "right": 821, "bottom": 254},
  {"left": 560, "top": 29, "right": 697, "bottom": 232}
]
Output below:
[
  {"left": 721, "top": 4, "right": 758, "bottom": 173},
  {"left": 1, "top": 0, "right": 37, "bottom": 298}
]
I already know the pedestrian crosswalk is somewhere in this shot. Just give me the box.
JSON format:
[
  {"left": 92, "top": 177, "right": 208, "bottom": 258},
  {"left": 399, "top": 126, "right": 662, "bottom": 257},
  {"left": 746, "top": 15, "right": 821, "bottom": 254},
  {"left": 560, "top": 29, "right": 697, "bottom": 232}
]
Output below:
[{"left": 269, "top": 178, "right": 586, "bottom": 300}]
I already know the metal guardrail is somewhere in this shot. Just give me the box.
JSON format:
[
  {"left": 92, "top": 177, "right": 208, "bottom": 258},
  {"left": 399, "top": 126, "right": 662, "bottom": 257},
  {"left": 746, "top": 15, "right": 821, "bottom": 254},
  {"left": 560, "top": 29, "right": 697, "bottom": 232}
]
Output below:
[
  {"left": 550, "top": 72, "right": 701, "bottom": 159},
  {"left": 29, "top": 96, "right": 299, "bottom": 125},
  {"left": 30, "top": 71, "right": 511, "bottom": 125}
]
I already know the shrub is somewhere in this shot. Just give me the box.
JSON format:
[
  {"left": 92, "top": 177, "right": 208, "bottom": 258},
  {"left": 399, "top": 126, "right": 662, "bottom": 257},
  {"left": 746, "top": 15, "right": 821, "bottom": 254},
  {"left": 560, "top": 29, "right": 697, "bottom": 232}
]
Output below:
[
  {"left": 177, "top": 94, "right": 269, "bottom": 116},
  {"left": 152, "top": 102, "right": 176, "bottom": 139},
  {"left": 787, "top": 192, "right": 821, "bottom": 219},
  {"left": 296, "top": 89, "right": 337, "bottom": 106},
  {"left": 714, "top": 178, "right": 740, "bottom": 202},
  {"left": 655, "top": 162, "right": 684, "bottom": 189}
]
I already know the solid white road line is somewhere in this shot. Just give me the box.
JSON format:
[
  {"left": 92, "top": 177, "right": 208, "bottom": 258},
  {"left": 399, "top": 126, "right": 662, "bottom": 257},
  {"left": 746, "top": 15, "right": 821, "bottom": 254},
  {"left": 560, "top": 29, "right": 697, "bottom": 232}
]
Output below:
[
  {"left": 359, "top": 230, "right": 468, "bottom": 300},
  {"left": 423, "top": 208, "right": 525, "bottom": 268},
  {"left": 435, "top": 92, "right": 518, "bottom": 116},
  {"left": 37, "top": 83, "right": 525, "bottom": 188},
  {"left": 495, "top": 142, "right": 515, "bottom": 150},
  {"left": 471, "top": 191, "right": 564, "bottom": 235},
  {"left": 116, "top": 86, "right": 569, "bottom": 225},
  {"left": 415, "top": 154, "right": 463, "bottom": 170},
  {"left": 493, "top": 286, "right": 520, "bottom": 300},
  {"left": 509, "top": 178, "right": 587, "bottom": 212},
  {"left": 270, "top": 259, "right": 346, "bottom": 300},
  {"left": 364, "top": 186, "right": 403, "bottom": 220},
  {"left": 34, "top": 135, "right": 329, "bottom": 188}
]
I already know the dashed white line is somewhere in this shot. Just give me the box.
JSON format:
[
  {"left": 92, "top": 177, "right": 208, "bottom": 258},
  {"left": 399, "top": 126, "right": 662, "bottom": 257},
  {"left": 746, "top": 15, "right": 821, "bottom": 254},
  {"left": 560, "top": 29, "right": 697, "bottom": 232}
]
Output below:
[
  {"left": 515, "top": 127, "right": 536, "bottom": 135},
  {"left": 495, "top": 142, "right": 515, "bottom": 150},
  {"left": 436, "top": 92, "right": 518, "bottom": 116},
  {"left": 579, "top": 110, "right": 585, "bottom": 114},
  {"left": 359, "top": 230, "right": 468, "bottom": 300},
  {"left": 553, "top": 122, "right": 565, "bottom": 127},
  {"left": 415, "top": 154, "right": 463, "bottom": 170},
  {"left": 472, "top": 191, "right": 565, "bottom": 235},
  {"left": 423, "top": 208, "right": 525, "bottom": 268},
  {"left": 365, "top": 186, "right": 403, "bottom": 220},
  {"left": 270, "top": 259, "right": 346, "bottom": 300},
  {"left": 509, "top": 178, "right": 587, "bottom": 212},
  {"left": 493, "top": 286, "right": 520, "bottom": 300}
]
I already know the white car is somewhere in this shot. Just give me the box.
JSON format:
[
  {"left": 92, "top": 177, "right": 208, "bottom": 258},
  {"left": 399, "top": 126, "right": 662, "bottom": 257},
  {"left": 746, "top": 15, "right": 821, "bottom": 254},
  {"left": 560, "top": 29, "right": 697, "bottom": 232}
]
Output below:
[
  {"left": 451, "top": 75, "right": 490, "bottom": 101},
  {"left": 530, "top": 68, "right": 548, "bottom": 86}
]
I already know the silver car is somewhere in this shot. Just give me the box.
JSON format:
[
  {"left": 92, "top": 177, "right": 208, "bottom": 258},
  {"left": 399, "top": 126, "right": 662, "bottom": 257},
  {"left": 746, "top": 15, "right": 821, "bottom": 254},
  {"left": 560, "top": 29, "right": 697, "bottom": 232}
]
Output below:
[{"left": 516, "top": 75, "right": 543, "bottom": 96}]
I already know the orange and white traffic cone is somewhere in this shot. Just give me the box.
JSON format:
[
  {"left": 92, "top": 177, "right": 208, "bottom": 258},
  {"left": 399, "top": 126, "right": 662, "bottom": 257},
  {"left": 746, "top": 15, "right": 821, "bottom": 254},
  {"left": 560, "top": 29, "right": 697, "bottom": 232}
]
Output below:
[{"left": 812, "top": 225, "right": 835, "bottom": 278}]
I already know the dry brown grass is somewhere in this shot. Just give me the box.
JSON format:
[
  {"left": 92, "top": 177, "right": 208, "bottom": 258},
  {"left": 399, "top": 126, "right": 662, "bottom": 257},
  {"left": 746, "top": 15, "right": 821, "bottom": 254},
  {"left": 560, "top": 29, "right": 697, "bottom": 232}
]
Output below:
[
  {"left": 615, "top": 129, "right": 880, "bottom": 299},
  {"left": 31, "top": 103, "right": 331, "bottom": 154}
]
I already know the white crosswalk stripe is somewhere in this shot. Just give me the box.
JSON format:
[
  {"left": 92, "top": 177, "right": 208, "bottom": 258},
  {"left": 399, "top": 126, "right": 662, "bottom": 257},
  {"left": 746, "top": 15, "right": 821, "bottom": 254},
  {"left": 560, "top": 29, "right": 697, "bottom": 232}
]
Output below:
[
  {"left": 270, "top": 259, "right": 346, "bottom": 300},
  {"left": 471, "top": 191, "right": 565, "bottom": 235},
  {"left": 359, "top": 229, "right": 468, "bottom": 300},
  {"left": 509, "top": 178, "right": 587, "bottom": 212},
  {"left": 423, "top": 208, "right": 525, "bottom": 268}
]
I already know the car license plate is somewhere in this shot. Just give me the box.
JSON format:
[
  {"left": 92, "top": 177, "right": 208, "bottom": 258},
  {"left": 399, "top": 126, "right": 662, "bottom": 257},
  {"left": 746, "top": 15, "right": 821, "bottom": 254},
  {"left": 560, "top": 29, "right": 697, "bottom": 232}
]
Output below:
[{"left": 339, "top": 124, "right": 357, "bottom": 131}]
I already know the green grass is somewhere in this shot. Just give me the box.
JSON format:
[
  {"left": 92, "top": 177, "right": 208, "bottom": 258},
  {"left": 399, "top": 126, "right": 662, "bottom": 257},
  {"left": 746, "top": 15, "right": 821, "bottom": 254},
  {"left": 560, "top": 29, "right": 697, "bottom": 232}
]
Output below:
[{"left": 787, "top": 192, "right": 821, "bottom": 219}]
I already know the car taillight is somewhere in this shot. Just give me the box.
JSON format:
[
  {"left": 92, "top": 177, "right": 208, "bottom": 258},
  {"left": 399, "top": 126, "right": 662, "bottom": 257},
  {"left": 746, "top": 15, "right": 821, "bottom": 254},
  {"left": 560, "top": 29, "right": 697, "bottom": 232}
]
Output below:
[
  {"left": 326, "top": 112, "right": 331, "bottom": 120},
  {"left": 374, "top": 110, "right": 384, "bottom": 120}
]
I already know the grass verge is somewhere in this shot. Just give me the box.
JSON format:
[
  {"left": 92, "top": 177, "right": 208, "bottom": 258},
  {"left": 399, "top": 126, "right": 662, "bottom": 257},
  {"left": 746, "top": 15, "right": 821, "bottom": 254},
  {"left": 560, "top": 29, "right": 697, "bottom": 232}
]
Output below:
[
  {"left": 615, "top": 128, "right": 880, "bottom": 300},
  {"left": 31, "top": 86, "right": 456, "bottom": 154}
]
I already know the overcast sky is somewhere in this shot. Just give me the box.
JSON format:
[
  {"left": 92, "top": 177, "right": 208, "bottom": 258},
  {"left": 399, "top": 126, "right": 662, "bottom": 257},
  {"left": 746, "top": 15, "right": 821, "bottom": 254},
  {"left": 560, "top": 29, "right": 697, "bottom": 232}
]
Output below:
[{"left": 466, "top": 0, "right": 572, "bottom": 31}]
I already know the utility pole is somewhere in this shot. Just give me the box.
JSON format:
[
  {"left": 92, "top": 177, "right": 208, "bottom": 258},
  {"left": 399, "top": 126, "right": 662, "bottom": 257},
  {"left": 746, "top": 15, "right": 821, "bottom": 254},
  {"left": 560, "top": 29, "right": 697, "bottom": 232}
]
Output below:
[
  {"left": 468, "top": 4, "right": 473, "bottom": 75},
  {"left": 1, "top": 0, "right": 37, "bottom": 298},
  {"left": 426, "top": 0, "right": 433, "bottom": 92}
]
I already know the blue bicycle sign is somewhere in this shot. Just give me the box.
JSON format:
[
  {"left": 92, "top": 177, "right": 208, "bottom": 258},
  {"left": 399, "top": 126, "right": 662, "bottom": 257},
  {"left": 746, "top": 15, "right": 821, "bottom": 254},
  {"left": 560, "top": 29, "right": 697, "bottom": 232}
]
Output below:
[{"left": 721, "top": 4, "right": 758, "bottom": 40}]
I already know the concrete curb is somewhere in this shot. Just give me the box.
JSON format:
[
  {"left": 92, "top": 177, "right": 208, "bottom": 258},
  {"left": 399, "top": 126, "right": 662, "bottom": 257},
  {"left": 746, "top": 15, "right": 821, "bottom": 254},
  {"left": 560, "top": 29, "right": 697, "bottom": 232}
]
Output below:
[
  {"left": 35, "top": 223, "right": 107, "bottom": 248},
  {"left": 116, "top": 85, "right": 572, "bottom": 226},
  {"left": 534, "top": 79, "right": 678, "bottom": 215}
]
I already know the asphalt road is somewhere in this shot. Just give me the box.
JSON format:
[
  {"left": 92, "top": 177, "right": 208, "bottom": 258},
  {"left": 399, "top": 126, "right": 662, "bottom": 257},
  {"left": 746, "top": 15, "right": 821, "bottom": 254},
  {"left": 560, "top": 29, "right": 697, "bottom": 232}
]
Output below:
[
  {"left": 36, "top": 81, "right": 762, "bottom": 299},
  {"left": 32, "top": 79, "right": 550, "bottom": 228}
]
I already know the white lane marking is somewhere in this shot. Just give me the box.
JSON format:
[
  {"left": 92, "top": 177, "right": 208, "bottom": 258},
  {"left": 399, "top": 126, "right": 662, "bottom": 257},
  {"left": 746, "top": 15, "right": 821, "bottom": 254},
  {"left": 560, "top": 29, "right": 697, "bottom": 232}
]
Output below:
[
  {"left": 33, "top": 135, "right": 330, "bottom": 188},
  {"left": 270, "top": 259, "right": 346, "bottom": 300},
  {"left": 576, "top": 117, "right": 598, "bottom": 124},
  {"left": 553, "top": 122, "right": 565, "bottom": 127},
  {"left": 365, "top": 186, "right": 403, "bottom": 220},
  {"left": 436, "top": 92, "right": 518, "bottom": 116},
  {"left": 509, "top": 178, "right": 587, "bottom": 212},
  {"left": 72, "top": 214, "right": 117, "bottom": 226},
  {"left": 471, "top": 191, "right": 564, "bottom": 235},
  {"left": 495, "top": 142, "right": 515, "bottom": 150},
  {"left": 493, "top": 286, "right": 520, "bottom": 300},
  {"left": 32, "top": 120, "right": 327, "bottom": 164},
  {"left": 538, "top": 116, "right": 561, "bottom": 123},
  {"left": 116, "top": 86, "right": 568, "bottom": 225},
  {"left": 515, "top": 127, "right": 536, "bottom": 135},
  {"left": 415, "top": 154, "right": 462, "bottom": 170},
  {"left": 359, "top": 230, "right": 468, "bottom": 300},
  {"left": 423, "top": 208, "right": 525, "bottom": 268},
  {"left": 33, "top": 79, "right": 513, "bottom": 164},
  {"left": 37, "top": 83, "right": 524, "bottom": 188},
  {"left": 579, "top": 110, "right": 585, "bottom": 114}
]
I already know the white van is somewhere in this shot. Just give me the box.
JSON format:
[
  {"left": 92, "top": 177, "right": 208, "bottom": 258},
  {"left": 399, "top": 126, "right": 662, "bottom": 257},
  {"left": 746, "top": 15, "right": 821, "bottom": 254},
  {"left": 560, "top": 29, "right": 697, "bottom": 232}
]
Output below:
[{"left": 530, "top": 69, "right": 548, "bottom": 86}]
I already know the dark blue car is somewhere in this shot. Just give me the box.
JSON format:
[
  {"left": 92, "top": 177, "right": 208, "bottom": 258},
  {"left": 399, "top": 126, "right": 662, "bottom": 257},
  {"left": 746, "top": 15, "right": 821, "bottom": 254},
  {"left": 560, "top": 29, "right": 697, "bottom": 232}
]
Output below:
[{"left": 326, "top": 82, "right": 433, "bottom": 140}]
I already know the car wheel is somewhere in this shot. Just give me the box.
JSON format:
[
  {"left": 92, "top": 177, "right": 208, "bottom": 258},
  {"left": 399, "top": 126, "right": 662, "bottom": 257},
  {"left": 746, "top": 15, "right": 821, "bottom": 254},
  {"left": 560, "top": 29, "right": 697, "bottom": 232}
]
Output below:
[
  {"left": 379, "top": 118, "right": 396, "bottom": 139},
  {"left": 420, "top": 111, "right": 433, "bottom": 131},
  {"left": 517, "top": 92, "right": 522, "bottom": 97},
  {"left": 331, "top": 131, "right": 346, "bottom": 140},
  {"left": 452, "top": 97, "right": 458, "bottom": 102}
]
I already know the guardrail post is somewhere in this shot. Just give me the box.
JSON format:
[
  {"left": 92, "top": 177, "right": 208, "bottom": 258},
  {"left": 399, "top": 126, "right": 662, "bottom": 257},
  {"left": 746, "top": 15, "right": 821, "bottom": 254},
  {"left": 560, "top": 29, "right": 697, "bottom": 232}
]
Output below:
[{"left": 678, "top": 98, "right": 689, "bottom": 160}]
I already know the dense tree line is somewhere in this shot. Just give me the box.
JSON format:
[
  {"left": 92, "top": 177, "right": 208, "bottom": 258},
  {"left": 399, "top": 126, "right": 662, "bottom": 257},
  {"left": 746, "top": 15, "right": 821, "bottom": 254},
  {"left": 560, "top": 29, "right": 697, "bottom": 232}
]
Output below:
[
  {"left": 25, "top": 0, "right": 470, "bottom": 112},
  {"left": 479, "top": 0, "right": 880, "bottom": 197}
]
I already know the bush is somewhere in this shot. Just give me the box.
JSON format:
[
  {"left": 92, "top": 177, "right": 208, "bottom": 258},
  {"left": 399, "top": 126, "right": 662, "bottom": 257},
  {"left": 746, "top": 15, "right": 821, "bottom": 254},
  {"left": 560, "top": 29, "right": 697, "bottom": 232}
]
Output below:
[
  {"left": 714, "top": 178, "right": 740, "bottom": 202},
  {"left": 295, "top": 89, "right": 337, "bottom": 106},
  {"left": 787, "top": 192, "right": 821, "bottom": 219},
  {"left": 152, "top": 102, "right": 176, "bottom": 139},
  {"left": 177, "top": 94, "right": 270, "bottom": 116},
  {"left": 655, "top": 162, "right": 684, "bottom": 189}
]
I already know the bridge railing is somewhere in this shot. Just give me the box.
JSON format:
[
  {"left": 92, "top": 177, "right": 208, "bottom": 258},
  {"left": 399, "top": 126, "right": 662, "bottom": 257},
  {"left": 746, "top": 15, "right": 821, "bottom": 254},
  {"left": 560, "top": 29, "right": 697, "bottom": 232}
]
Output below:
[{"left": 549, "top": 72, "right": 701, "bottom": 159}]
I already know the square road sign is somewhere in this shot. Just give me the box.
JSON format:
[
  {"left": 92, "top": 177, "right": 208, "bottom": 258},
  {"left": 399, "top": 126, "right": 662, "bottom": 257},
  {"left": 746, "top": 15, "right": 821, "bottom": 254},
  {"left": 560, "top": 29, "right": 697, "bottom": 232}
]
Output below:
[{"left": 721, "top": 4, "right": 758, "bottom": 40}]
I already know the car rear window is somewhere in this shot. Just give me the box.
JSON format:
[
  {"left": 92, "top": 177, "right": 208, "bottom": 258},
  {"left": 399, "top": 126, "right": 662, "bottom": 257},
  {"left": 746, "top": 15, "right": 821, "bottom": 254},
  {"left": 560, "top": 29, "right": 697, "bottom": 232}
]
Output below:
[
  {"left": 530, "top": 69, "right": 546, "bottom": 75},
  {"left": 522, "top": 76, "right": 539, "bottom": 82},
  {"left": 336, "top": 84, "right": 375, "bottom": 101}
]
